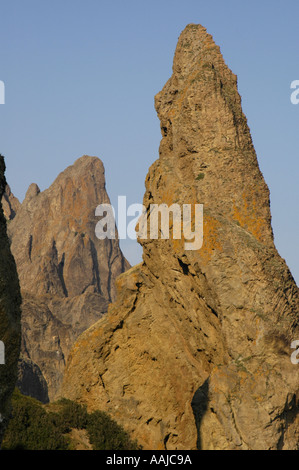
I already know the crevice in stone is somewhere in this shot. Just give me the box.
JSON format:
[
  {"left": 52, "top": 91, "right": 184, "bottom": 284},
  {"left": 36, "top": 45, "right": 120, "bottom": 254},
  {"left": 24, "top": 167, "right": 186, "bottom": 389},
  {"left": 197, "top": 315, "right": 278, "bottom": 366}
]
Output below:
[
  {"left": 178, "top": 258, "right": 189, "bottom": 275},
  {"left": 106, "top": 240, "right": 114, "bottom": 302},
  {"left": 163, "top": 433, "right": 171, "bottom": 450},
  {"left": 28, "top": 235, "right": 33, "bottom": 262},
  {"left": 57, "top": 252, "right": 68, "bottom": 298},
  {"left": 191, "top": 378, "right": 209, "bottom": 450},
  {"left": 89, "top": 238, "right": 102, "bottom": 295}
]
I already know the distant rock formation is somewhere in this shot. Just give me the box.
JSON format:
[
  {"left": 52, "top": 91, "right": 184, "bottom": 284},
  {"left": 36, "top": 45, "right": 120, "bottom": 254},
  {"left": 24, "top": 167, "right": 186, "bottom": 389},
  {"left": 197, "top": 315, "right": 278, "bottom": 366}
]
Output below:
[
  {"left": 7, "top": 156, "right": 130, "bottom": 401},
  {"left": 17, "top": 357, "right": 49, "bottom": 404},
  {"left": 1, "top": 184, "right": 20, "bottom": 221},
  {"left": 0, "top": 156, "right": 21, "bottom": 445},
  {"left": 62, "top": 25, "right": 299, "bottom": 450}
]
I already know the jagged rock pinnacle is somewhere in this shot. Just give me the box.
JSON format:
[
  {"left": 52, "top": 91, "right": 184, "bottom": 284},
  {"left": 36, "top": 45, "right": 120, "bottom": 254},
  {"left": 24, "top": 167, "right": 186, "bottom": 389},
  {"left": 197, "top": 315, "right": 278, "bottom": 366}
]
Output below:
[
  {"left": 62, "top": 26, "right": 299, "bottom": 450},
  {"left": 7, "top": 155, "right": 130, "bottom": 400}
]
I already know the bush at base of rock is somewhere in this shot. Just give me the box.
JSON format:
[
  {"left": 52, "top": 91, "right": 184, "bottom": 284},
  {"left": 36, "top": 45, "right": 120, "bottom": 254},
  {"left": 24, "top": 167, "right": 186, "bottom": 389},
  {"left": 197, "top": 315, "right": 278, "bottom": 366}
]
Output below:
[{"left": 2, "top": 389, "right": 140, "bottom": 450}]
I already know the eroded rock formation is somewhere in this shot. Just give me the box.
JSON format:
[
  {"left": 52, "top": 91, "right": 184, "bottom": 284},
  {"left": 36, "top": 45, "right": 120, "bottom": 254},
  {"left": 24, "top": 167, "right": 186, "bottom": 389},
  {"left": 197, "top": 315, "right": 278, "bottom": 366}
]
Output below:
[
  {"left": 0, "top": 156, "right": 22, "bottom": 445},
  {"left": 61, "top": 25, "right": 299, "bottom": 450},
  {"left": 7, "top": 156, "right": 130, "bottom": 401},
  {"left": 2, "top": 184, "right": 20, "bottom": 221}
]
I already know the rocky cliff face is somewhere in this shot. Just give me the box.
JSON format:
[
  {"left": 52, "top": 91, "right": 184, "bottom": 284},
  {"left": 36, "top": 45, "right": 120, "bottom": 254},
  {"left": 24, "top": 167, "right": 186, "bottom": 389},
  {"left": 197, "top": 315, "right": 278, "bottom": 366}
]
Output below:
[
  {"left": 0, "top": 156, "right": 22, "bottom": 445},
  {"left": 2, "top": 184, "right": 20, "bottom": 221},
  {"left": 7, "top": 156, "right": 130, "bottom": 401},
  {"left": 61, "top": 25, "right": 299, "bottom": 450}
]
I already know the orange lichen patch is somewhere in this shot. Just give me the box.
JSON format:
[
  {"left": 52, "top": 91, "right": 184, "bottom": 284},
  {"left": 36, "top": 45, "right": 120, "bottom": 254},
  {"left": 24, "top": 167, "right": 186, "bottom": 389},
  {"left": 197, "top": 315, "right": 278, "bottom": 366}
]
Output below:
[
  {"left": 199, "top": 215, "right": 222, "bottom": 264},
  {"left": 232, "top": 190, "right": 267, "bottom": 242}
]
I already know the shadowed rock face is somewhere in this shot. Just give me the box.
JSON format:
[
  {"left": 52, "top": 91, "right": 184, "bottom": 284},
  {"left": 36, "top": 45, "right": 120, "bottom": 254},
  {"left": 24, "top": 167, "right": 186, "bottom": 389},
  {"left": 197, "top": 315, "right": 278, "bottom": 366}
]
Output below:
[
  {"left": 7, "top": 156, "right": 130, "bottom": 401},
  {"left": 0, "top": 156, "right": 22, "bottom": 445},
  {"left": 61, "top": 25, "right": 299, "bottom": 450},
  {"left": 17, "top": 357, "right": 49, "bottom": 404}
]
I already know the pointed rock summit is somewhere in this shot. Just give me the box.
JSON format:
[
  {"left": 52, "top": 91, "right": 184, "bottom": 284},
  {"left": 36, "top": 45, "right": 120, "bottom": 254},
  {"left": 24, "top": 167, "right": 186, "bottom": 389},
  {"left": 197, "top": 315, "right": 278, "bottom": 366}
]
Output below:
[
  {"left": 62, "top": 25, "right": 299, "bottom": 450},
  {"left": 8, "top": 155, "right": 130, "bottom": 400}
]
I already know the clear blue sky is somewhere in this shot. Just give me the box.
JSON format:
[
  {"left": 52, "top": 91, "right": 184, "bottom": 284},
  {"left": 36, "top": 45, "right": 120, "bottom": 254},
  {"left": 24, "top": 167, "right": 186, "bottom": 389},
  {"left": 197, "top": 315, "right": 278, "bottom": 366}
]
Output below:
[{"left": 0, "top": 0, "right": 298, "bottom": 284}]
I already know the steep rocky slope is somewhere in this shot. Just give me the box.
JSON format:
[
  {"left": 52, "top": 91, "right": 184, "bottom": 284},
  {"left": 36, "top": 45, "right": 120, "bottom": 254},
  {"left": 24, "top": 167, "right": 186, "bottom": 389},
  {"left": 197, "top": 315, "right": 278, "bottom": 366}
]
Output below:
[
  {"left": 61, "top": 25, "right": 299, "bottom": 450},
  {"left": 7, "top": 156, "right": 130, "bottom": 401},
  {"left": 0, "top": 156, "right": 22, "bottom": 445}
]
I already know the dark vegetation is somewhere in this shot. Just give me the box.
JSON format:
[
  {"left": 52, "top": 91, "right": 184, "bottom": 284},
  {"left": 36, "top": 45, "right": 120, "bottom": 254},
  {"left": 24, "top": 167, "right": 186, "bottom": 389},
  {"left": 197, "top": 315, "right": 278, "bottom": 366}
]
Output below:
[
  {"left": 2, "top": 389, "right": 140, "bottom": 450},
  {"left": 195, "top": 173, "right": 205, "bottom": 181}
]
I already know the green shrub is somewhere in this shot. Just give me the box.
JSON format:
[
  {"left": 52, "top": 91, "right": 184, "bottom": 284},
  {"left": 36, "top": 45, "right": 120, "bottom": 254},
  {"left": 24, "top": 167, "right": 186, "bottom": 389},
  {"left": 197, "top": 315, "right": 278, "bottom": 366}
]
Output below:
[
  {"left": 51, "top": 398, "right": 88, "bottom": 433},
  {"left": 2, "top": 390, "right": 141, "bottom": 451},
  {"left": 87, "top": 410, "right": 140, "bottom": 450},
  {"left": 2, "top": 389, "right": 68, "bottom": 450}
]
